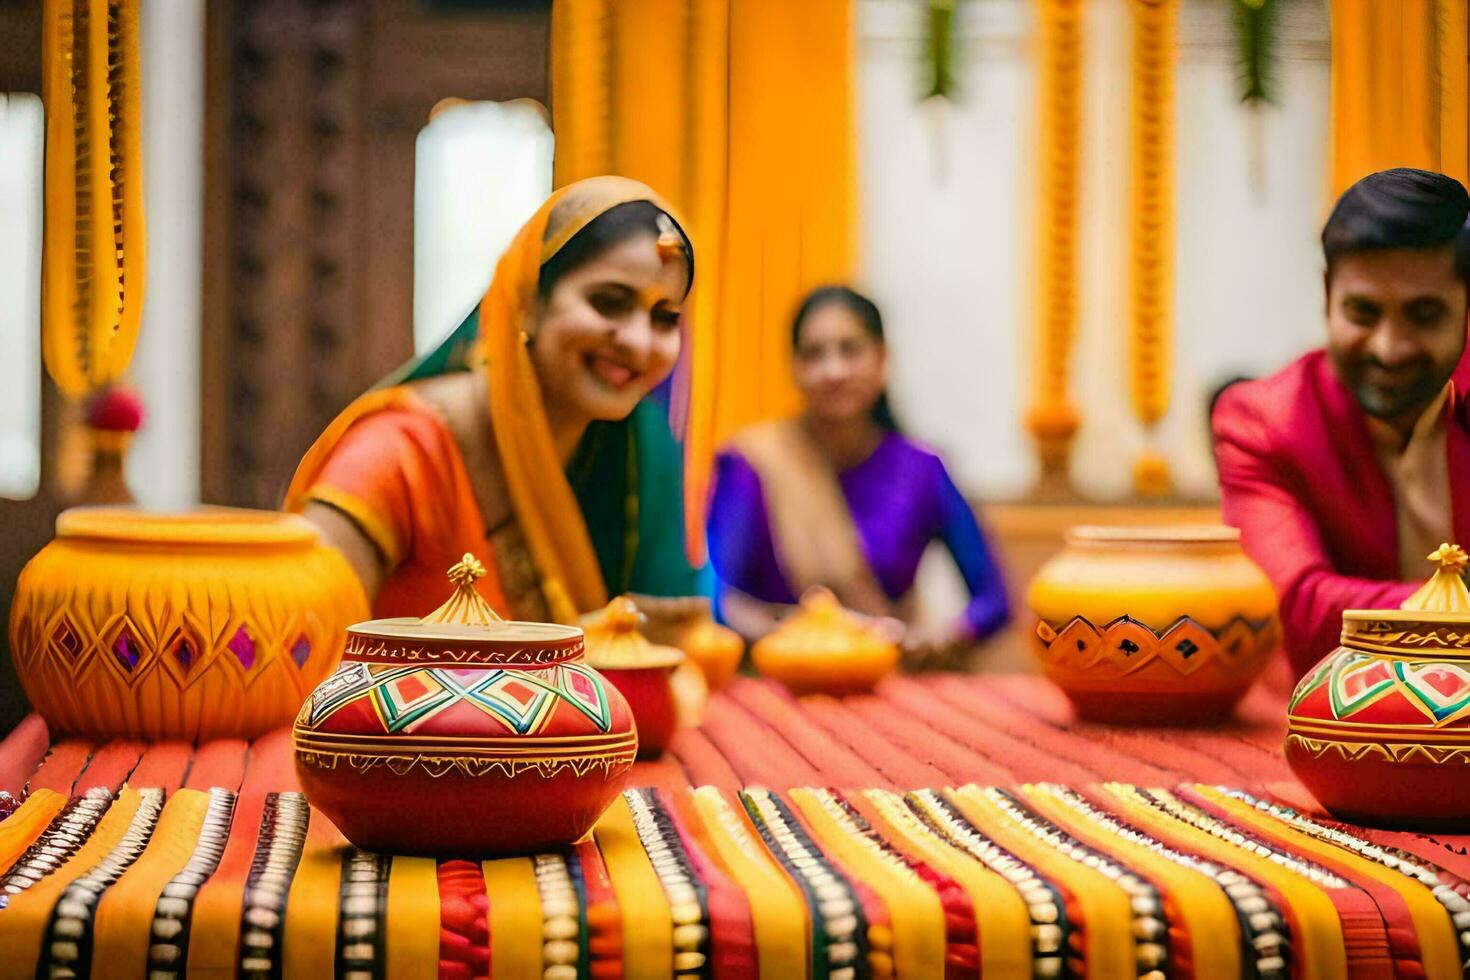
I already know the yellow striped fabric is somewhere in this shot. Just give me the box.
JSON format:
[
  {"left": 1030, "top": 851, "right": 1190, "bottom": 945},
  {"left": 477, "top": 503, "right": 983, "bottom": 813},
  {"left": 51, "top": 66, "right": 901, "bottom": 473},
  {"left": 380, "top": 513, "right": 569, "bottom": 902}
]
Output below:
[
  {"left": 281, "top": 811, "right": 347, "bottom": 980},
  {"left": 690, "top": 786, "right": 809, "bottom": 978},
  {"left": 0, "top": 789, "right": 67, "bottom": 874},
  {"left": 595, "top": 795, "right": 674, "bottom": 979},
  {"left": 1020, "top": 784, "right": 1243, "bottom": 980},
  {"left": 950, "top": 785, "right": 1138, "bottom": 978},
  {"left": 1193, "top": 786, "right": 1460, "bottom": 980},
  {"left": 385, "top": 855, "right": 440, "bottom": 980},
  {"left": 1102, "top": 785, "right": 1348, "bottom": 980},
  {"left": 862, "top": 789, "right": 1034, "bottom": 977},
  {"left": 0, "top": 788, "right": 145, "bottom": 980},
  {"left": 483, "top": 857, "right": 542, "bottom": 980},
  {"left": 91, "top": 789, "right": 211, "bottom": 980},
  {"left": 790, "top": 787, "right": 946, "bottom": 979}
]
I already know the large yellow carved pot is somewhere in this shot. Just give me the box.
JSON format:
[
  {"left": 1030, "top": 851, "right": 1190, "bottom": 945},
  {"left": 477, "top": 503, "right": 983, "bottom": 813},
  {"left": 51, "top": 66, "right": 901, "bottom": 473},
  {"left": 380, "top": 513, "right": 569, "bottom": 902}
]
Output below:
[
  {"left": 10, "top": 507, "right": 368, "bottom": 741},
  {"left": 1026, "top": 525, "right": 1280, "bottom": 724}
]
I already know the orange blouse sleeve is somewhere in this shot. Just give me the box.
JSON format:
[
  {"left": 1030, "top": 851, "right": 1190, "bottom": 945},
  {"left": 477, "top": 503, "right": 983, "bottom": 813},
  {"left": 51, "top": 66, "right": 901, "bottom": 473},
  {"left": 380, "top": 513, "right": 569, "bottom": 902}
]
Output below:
[{"left": 296, "top": 404, "right": 474, "bottom": 571}]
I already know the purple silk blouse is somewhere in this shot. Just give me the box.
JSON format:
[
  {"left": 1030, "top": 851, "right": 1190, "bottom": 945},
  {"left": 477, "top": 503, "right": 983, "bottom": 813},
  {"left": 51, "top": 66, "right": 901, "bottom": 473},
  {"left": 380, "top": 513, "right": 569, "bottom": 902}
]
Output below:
[{"left": 706, "top": 432, "right": 1010, "bottom": 640}]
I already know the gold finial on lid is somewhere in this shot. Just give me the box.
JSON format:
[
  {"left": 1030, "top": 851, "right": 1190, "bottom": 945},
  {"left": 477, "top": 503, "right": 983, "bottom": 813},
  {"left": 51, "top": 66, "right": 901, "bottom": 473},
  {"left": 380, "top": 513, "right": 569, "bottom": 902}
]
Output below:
[
  {"left": 420, "top": 553, "right": 505, "bottom": 627},
  {"left": 1401, "top": 543, "right": 1470, "bottom": 614},
  {"left": 447, "top": 553, "right": 486, "bottom": 588}
]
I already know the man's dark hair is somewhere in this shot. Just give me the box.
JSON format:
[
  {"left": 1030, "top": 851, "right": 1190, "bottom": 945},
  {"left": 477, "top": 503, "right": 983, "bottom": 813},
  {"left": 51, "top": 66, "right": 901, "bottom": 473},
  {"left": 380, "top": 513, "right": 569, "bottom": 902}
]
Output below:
[{"left": 1323, "top": 168, "right": 1470, "bottom": 283}]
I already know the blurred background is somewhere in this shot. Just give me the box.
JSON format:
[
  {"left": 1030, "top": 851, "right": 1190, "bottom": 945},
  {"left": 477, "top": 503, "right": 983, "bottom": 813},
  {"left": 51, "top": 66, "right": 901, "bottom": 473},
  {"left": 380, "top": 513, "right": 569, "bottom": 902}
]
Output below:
[{"left": 0, "top": 0, "right": 1464, "bottom": 723}]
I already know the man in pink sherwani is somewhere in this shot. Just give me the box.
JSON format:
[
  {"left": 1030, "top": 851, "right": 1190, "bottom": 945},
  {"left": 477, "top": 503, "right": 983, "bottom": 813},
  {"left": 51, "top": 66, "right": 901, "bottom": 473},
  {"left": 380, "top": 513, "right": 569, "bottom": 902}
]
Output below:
[{"left": 1213, "top": 169, "right": 1470, "bottom": 678}]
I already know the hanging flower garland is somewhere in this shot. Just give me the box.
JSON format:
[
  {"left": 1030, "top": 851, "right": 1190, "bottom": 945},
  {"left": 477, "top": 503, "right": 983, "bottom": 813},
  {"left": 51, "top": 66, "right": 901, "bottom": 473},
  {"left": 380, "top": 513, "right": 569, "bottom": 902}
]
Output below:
[
  {"left": 41, "top": 0, "right": 146, "bottom": 399},
  {"left": 1232, "top": 0, "right": 1280, "bottom": 105},
  {"left": 1025, "top": 0, "right": 1085, "bottom": 496},
  {"left": 923, "top": 0, "right": 958, "bottom": 101},
  {"left": 1128, "top": 0, "right": 1177, "bottom": 497}
]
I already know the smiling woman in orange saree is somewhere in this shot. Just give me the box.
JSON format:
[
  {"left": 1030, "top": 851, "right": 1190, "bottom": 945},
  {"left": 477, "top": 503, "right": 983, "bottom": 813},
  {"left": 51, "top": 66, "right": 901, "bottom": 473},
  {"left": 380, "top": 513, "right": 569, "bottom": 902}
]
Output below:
[{"left": 285, "top": 176, "right": 704, "bottom": 624}]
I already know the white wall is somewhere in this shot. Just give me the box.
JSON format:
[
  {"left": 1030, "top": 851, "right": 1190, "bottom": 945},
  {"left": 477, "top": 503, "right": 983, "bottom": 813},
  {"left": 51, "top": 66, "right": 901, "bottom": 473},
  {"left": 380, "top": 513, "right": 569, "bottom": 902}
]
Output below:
[
  {"left": 859, "top": 0, "right": 1331, "bottom": 501},
  {"left": 128, "top": 0, "right": 204, "bottom": 511},
  {"left": 413, "top": 100, "right": 554, "bottom": 355},
  {"left": 0, "top": 94, "right": 43, "bottom": 501}
]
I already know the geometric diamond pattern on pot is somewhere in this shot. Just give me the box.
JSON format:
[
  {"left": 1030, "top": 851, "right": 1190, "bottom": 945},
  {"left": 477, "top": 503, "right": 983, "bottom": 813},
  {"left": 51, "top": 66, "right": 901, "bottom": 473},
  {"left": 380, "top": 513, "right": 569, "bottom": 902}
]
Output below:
[
  {"left": 167, "top": 631, "right": 199, "bottom": 674},
  {"left": 290, "top": 634, "right": 311, "bottom": 670},
  {"left": 1096, "top": 616, "right": 1159, "bottom": 671},
  {"left": 1157, "top": 619, "right": 1214, "bottom": 675},
  {"left": 1214, "top": 617, "right": 1259, "bottom": 661},
  {"left": 441, "top": 669, "right": 555, "bottom": 735},
  {"left": 228, "top": 625, "right": 257, "bottom": 671},
  {"left": 550, "top": 663, "right": 612, "bottom": 732},
  {"left": 112, "top": 625, "right": 143, "bottom": 674},
  {"left": 1393, "top": 660, "right": 1470, "bottom": 724},
  {"left": 1329, "top": 652, "right": 1396, "bottom": 719},
  {"left": 1289, "top": 656, "right": 1334, "bottom": 713},
  {"left": 370, "top": 670, "right": 457, "bottom": 733},
  {"left": 53, "top": 619, "right": 83, "bottom": 661},
  {"left": 1046, "top": 617, "right": 1104, "bottom": 669},
  {"left": 309, "top": 662, "right": 381, "bottom": 724}
]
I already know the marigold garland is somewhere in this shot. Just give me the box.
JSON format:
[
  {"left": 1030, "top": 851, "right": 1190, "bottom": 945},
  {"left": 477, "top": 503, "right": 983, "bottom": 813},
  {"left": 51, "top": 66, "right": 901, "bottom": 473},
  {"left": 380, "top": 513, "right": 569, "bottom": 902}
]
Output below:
[
  {"left": 1128, "top": 0, "right": 1177, "bottom": 497},
  {"left": 1026, "top": 0, "right": 1085, "bottom": 494},
  {"left": 41, "top": 0, "right": 146, "bottom": 399}
]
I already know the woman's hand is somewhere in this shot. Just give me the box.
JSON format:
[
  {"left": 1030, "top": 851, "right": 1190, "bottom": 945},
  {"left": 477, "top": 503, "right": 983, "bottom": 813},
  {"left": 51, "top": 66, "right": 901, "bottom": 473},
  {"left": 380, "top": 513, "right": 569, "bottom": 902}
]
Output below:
[{"left": 900, "top": 618, "right": 975, "bottom": 672}]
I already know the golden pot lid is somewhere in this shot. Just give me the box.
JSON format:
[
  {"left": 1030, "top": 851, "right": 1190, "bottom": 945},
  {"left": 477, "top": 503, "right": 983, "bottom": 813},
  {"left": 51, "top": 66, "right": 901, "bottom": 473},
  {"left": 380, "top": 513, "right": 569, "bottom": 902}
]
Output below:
[
  {"left": 347, "top": 553, "right": 582, "bottom": 647},
  {"left": 1341, "top": 544, "right": 1470, "bottom": 652},
  {"left": 581, "top": 597, "right": 685, "bottom": 670},
  {"left": 753, "top": 587, "right": 900, "bottom": 660}
]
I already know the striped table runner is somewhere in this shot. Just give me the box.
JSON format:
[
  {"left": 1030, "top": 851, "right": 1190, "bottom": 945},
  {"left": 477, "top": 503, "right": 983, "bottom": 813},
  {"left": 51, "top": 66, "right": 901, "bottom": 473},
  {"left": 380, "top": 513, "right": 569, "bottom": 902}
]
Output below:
[{"left": 0, "top": 674, "right": 1466, "bottom": 978}]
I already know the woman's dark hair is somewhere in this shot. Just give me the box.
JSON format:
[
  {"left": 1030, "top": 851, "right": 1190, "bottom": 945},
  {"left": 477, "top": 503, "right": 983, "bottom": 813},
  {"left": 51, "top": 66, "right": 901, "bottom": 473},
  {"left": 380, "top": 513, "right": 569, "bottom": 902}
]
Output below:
[
  {"left": 791, "top": 285, "right": 901, "bottom": 431},
  {"left": 1323, "top": 168, "right": 1470, "bottom": 284},
  {"left": 538, "top": 200, "right": 695, "bottom": 299}
]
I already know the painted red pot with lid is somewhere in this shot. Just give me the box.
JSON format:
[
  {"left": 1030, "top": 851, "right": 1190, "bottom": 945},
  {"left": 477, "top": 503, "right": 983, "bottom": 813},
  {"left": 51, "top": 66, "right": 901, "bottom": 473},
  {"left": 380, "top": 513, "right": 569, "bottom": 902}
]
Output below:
[
  {"left": 293, "top": 554, "right": 637, "bottom": 856},
  {"left": 1286, "top": 544, "right": 1470, "bottom": 830},
  {"left": 582, "top": 597, "right": 686, "bottom": 759}
]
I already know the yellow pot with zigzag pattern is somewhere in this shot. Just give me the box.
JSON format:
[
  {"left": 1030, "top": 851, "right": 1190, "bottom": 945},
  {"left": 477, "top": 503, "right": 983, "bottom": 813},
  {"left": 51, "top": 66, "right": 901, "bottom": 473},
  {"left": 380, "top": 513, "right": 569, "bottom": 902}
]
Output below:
[
  {"left": 1027, "top": 525, "right": 1280, "bottom": 724},
  {"left": 9, "top": 507, "right": 368, "bottom": 741}
]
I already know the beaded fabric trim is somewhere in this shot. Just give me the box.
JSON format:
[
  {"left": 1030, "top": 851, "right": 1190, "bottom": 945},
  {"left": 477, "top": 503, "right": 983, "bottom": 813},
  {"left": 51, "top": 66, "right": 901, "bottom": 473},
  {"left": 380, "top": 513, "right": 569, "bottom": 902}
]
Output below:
[
  {"left": 1221, "top": 787, "right": 1470, "bottom": 972},
  {"left": 238, "top": 792, "right": 310, "bottom": 980},
  {"left": 983, "top": 786, "right": 1170, "bottom": 980},
  {"left": 859, "top": 789, "right": 981, "bottom": 973},
  {"left": 533, "top": 852, "right": 584, "bottom": 980},
  {"left": 39, "top": 787, "right": 165, "bottom": 977},
  {"left": 1042, "top": 784, "right": 1290, "bottom": 980},
  {"left": 908, "top": 788, "right": 1073, "bottom": 979},
  {"left": 741, "top": 787, "right": 868, "bottom": 980},
  {"left": 626, "top": 789, "right": 712, "bottom": 978},
  {"left": 336, "top": 849, "right": 391, "bottom": 980},
  {"left": 805, "top": 788, "right": 929, "bottom": 975},
  {"left": 1131, "top": 788, "right": 1350, "bottom": 888},
  {"left": 148, "top": 787, "right": 238, "bottom": 977},
  {"left": 0, "top": 788, "right": 114, "bottom": 908}
]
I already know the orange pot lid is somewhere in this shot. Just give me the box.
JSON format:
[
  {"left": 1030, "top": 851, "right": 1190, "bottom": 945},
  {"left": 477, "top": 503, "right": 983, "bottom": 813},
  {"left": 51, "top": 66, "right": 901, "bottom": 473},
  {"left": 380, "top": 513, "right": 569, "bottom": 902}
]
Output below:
[{"left": 580, "top": 597, "right": 684, "bottom": 670}]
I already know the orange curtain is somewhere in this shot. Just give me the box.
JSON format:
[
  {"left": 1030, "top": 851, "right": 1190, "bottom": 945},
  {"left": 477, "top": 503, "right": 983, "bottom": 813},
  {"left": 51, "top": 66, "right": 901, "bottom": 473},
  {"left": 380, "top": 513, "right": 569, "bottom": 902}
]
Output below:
[
  {"left": 1329, "top": 0, "right": 1468, "bottom": 197},
  {"left": 550, "top": 0, "right": 858, "bottom": 560}
]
